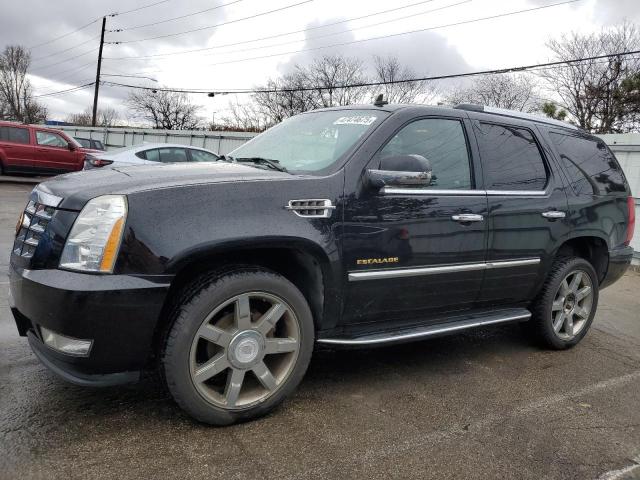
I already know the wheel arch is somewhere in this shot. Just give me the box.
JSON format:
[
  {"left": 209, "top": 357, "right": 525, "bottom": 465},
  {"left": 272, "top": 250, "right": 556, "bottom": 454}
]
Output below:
[
  {"left": 553, "top": 234, "right": 609, "bottom": 284},
  {"left": 150, "top": 238, "right": 336, "bottom": 364}
]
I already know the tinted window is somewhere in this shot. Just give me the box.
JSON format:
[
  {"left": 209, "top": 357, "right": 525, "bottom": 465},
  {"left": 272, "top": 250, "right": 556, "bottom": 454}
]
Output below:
[
  {"left": 75, "top": 137, "right": 91, "bottom": 148},
  {"left": 92, "top": 140, "right": 105, "bottom": 150},
  {"left": 549, "top": 132, "right": 626, "bottom": 195},
  {"left": 36, "top": 131, "right": 68, "bottom": 148},
  {"left": 158, "top": 147, "right": 188, "bottom": 163},
  {"left": 376, "top": 118, "right": 472, "bottom": 189},
  {"left": 0, "top": 126, "right": 30, "bottom": 144},
  {"left": 475, "top": 122, "right": 547, "bottom": 191},
  {"left": 190, "top": 149, "right": 218, "bottom": 162},
  {"left": 135, "top": 151, "right": 147, "bottom": 160}
]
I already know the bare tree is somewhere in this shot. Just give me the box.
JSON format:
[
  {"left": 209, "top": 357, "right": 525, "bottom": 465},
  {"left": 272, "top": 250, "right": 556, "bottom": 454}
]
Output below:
[
  {"left": 127, "top": 89, "right": 201, "bottom": 130},
  {"left": 251, "top": 54, "right": 371, "bottom": 126},
  {"left": 539, "top": 22, "right": 640, "bottom": 133},
  {"left": 218, "top": 100, "right": 270, "bottom": 132},
  {"left": 445, "top": 74, "right": 539, "bottom": 112},
  {"left": 253, "top": 70, "right": 317, "bottom": 124},
  {"left": 65, "top": 110, "right": 92, "bottom": 126},
  {"left": 616, "top": 71, "right": 640, "bottom": 131},
  {"left": 372, "top": 55, "right": 435, "bottom": 104},
  {"left": 0, "top": 45, "right": 47, "bottom": 123},
  {"left": 98, "top": 107, "right": 118, "bottom": 127},
  {"left": 66, "top": 106, "right": 119, "bottom": 127},
  {"left": 306, "top": 55, "right": 369, "bottom": 107}
]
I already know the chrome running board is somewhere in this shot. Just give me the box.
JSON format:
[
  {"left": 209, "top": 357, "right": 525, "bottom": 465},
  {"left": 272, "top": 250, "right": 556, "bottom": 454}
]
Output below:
[{"left": 317, "top": 308, "right": 531, "bottom": 346}]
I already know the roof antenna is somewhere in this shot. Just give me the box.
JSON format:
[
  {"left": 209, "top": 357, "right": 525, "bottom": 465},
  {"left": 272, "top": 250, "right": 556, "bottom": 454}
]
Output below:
[{"left": 373, "top": 94, "right": 388, "bottom": 107}]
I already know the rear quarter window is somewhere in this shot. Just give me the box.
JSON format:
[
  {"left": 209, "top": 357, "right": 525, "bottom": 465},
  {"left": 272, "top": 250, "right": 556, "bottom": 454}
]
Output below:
[
  {"left": 0, "top": 126, "right": 30, "bottom": 144},
  {"left": 549, "top": 132, "right": 627, "bottom": 195},
  {"left": 474, "top": 122, "right": 548, "bottom": 191}
]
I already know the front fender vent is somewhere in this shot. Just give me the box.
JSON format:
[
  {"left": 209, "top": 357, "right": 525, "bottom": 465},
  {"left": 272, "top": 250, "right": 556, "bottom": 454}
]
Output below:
[{"left": 285, "top": 199, "right": 336, "bottom": 218}]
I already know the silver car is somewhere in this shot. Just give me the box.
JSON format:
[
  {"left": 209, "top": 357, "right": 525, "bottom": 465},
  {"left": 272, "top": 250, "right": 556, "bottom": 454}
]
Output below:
[{"left": 83, "top": 143, "right": 219, "bottom": 169}]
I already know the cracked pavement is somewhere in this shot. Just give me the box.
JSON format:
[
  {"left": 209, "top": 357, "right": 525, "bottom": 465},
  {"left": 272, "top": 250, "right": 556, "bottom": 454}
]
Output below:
[{"left": 1, "top": 182, "right": 639, "bottom": 480}]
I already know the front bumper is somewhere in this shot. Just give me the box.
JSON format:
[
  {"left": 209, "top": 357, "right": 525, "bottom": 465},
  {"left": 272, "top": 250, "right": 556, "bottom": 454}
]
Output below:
[{"left": 10, "top": 264, "right": 172, "bottom": 383}]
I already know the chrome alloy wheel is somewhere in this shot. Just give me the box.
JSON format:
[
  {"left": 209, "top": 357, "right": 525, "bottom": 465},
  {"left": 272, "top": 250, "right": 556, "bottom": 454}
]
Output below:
[
  {"left": 189, "top": 292, "right": 300, "bottom": 410},
  {"left": 551, "top": 270, "right": 594, "bottom": 340}
]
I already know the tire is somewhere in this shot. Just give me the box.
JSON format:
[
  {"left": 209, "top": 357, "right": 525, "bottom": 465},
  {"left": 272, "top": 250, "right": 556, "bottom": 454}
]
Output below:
[
  {"left": 529, "top": 256, "right": 599, "bottom": 350},
  {"left": 162, "top": 268, "right": 314, "bottom": 425}
]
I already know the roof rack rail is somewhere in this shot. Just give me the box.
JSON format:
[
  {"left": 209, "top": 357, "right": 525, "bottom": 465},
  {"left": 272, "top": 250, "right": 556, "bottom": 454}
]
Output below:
[{"left": 453, "top": 103, "right": 578, "bottom": 130}]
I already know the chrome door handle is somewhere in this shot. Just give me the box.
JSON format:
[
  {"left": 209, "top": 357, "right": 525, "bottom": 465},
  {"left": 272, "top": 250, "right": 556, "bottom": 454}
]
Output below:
[
  {"left": 541, "top": 210, "right": 566, "bottom": 219},
  {"left": 451, "top": 214, "right": 484, "bottom": 222}
]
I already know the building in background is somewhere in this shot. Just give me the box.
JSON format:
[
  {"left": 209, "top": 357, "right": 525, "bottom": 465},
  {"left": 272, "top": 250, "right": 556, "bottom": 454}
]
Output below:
[{"left": 600, "top": 134, "right": 639, "bottom": 265}]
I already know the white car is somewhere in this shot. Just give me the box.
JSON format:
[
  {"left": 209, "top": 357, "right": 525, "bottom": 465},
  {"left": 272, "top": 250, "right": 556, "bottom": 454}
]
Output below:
[{"left": 83, "top": 143, "right": 220, "bottom": 169}]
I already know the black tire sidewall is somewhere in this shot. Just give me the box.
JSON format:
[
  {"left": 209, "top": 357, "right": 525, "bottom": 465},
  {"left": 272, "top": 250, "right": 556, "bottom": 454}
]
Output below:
[
  {"left": 163, "top": 269, "right": 314, "bottom": 425},
  {"left": 534, "top": 257, "right": 599, "bottom": 349}
]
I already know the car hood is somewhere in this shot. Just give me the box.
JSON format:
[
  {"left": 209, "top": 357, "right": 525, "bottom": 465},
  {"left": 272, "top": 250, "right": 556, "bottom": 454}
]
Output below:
[{"left": 37, "top": 161, "right": 292, "bottom": 210}]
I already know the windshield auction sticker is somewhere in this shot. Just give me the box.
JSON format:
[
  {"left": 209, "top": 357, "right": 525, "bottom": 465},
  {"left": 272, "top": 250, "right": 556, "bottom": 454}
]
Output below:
[{"left": 333, "top": 116, "right": 378, "bottom": 126}]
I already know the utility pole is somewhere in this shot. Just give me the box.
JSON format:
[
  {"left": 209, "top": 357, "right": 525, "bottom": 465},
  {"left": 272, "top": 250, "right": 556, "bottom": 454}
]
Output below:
[{"left": 92, "top": 16, "right": 106, "bottom": 127}]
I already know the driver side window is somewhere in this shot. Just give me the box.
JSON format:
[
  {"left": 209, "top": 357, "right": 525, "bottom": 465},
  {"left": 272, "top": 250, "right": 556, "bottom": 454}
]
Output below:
[{"left": 375, "top": 118, "right": 472, "bottom": 190}]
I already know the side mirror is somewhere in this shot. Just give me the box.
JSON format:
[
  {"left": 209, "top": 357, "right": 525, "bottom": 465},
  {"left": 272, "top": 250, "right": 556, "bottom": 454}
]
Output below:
[
  {"left": 366, "top": 154, "right": 432, "bottom": 189},
  {"left": 68, "top": 142, "right": 77, "bottom": 151}
]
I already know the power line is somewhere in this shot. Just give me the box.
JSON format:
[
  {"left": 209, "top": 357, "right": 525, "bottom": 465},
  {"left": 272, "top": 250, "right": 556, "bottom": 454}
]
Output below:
[
  {"left": 33, "top": 82, "right": 95, "bottom": 98},
  {"left": 110, "top": 0, "right": 172, "bottom": 17},
  {"left": 31, "top": 36, "right": 100, "bottom": 63},
  {"left": 28, "top": 19, "right": 99, "bottom": 50},
  {"left": 34, "top": 77, "right": 97, "bottom": 96},
  {"left": 112, "top": 0, "right": 245, "bottom": 31},
  {"left": 104, "top": 0, "right": 444, "bottom": 60},
  {"left": 196, "top": 0, "right": 582, "bottom": 68},
  {"left": 195, "top": 0, "right": 471, "bottom": 61},
  {"left": 30, "top": 48, "right": 98, "bottom": 72},
  {"left": 27, "top": 0, "right": 169, "bottom": 55},
  {"left": 42, "top": 61, "right": 97, "bottom": 82},
  {"left": 99, "top": 49, "right": 640, "bottom": 95},
  {"left": 110, "top": 0, "right": 314, "bottom": 44}
]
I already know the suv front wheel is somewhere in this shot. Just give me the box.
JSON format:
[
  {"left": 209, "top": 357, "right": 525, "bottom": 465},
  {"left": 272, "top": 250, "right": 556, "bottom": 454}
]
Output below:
[
  {"left": 162, "top": 268, "right": 314, "bottom": 425},
  {"left": 530, "top": 256, "right": 599, "bottom": 349}
]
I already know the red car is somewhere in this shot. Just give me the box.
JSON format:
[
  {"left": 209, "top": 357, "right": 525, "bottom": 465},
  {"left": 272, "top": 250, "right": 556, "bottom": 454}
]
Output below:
[{"left": 0, "top": 121, "right": 98, "bottom": 175}]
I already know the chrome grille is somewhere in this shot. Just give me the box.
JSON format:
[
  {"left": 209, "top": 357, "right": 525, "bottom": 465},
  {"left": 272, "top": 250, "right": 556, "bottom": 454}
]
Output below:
[
  {"left": 13, "top": 200, "right": 54, "bottom": 259},
  {"left": 285, "top": 199, "right": 336, "bottom": 218}
]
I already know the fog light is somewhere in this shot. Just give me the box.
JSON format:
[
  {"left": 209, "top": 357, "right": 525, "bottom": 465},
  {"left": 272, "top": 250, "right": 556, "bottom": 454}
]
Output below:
[{"left": 40, "top": 326, "right": 93, "bottom": 356}]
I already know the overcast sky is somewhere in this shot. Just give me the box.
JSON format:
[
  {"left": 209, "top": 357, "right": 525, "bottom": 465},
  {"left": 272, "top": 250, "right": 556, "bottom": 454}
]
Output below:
[{"left": 2, "top": 0, "right": 638, "bottom": 123}]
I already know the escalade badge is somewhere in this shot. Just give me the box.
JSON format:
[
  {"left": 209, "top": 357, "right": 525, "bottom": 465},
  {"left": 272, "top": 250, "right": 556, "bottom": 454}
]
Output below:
[{"left": 356, "top": 257, "right": 399, "bottom": 265}]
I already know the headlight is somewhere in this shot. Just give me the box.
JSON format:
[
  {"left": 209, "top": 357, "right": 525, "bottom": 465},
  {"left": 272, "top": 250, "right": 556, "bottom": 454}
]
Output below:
[{"left": 59, "top": 195, "right": 127, "bottom": 273}]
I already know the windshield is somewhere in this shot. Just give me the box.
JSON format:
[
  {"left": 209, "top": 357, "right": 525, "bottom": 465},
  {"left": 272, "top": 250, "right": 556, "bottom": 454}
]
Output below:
[{"left": 229, "top": 109, "right": 388, "bottom": 174}]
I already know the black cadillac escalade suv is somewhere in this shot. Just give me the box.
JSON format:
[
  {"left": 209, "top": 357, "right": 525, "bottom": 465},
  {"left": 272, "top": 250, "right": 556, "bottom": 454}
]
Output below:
[{"left": 9, "top": 103, "right": 635, "bottom": 425}]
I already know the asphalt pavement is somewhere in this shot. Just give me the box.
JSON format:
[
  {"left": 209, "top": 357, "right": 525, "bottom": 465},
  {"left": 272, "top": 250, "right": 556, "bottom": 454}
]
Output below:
[{"left": 1, "top": 182, "right": 639, "bottom": 480}]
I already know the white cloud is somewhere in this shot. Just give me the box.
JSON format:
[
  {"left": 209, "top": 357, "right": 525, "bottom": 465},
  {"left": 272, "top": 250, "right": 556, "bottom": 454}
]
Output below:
[{"left": 1, "top": 0, "right": 632, "bottom": 121}]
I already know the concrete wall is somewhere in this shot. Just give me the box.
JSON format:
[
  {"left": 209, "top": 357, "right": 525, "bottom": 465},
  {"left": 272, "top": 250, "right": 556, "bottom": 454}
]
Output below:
[
  {"left": 57, "top": 125, "right": 257, "bottom": 155},
  {"left": 599, "top": 134, "right": 640, "bottom": 263}
]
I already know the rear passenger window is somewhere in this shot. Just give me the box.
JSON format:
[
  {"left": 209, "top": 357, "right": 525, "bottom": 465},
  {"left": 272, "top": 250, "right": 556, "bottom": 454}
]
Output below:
[
  {"left": 158, "top": 147, "right": 188, "bottom": 163},
  {"left": 376, "top": 118, "right": 472, "bottom": 189},
  {"left": 475, "top": 123, "right": 547, "bottom": 191},
  {"left": 142, "top": 149, "right": 159, "bottom": 162},
  {"left": 549, "top": 132, "right": 626, "bottom": 195},
  {"left": 0, "top": 126, "right": 30, "bottom": 144}
]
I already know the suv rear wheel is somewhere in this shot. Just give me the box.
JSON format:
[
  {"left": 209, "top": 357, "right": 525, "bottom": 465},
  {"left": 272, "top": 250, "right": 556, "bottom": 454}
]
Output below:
[
  {"left": 530, "top": 256, "right": 599, "bottom": 349},
  {"left": 162, "top": 268, "right": 314, "bottom": 425}
]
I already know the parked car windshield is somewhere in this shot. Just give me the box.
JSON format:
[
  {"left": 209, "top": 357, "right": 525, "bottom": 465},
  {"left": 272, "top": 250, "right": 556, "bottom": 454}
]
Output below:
[{"left": 229, "top": 109, "right": 388, "bottom": 174}]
